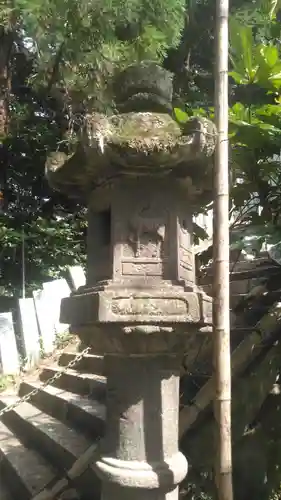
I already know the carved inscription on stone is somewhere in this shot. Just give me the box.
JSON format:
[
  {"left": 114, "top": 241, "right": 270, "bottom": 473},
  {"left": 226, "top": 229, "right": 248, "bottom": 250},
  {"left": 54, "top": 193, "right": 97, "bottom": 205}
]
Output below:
[
  {"left": 128, "top": 224, "right": 164, "bottom": 258},
  {"left": 128, "top": 216, "right": 165, "bottom": 259},
  {"left": 121, "top": 202, "right": 167, "bottom": 277},
  {"left": 179, "top": 247, "right": 194, "bottom": 271},
  {"left": 111, "top": 297, "right": 189, "bottom": 317},
  {"left": 122, "top": 262, "right": 163, "bottom": 276},
  {"left": 179, "top": 219, "right": 194, "bottom": 271},
  {"left": 177, "top": 217, "right": 195, "bottom": 284}
]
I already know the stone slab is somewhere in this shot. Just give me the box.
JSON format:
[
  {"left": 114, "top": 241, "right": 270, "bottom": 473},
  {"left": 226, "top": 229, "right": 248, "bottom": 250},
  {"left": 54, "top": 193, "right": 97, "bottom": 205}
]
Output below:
[
  {"left": 61, "top": 287, "right": 212, "bottom": 326},
  {"left": 0, "top": 397, "right": 101, "bottom": 499},
  {"left": 0, "top": 419, "right": 56, "bottom": 497}
]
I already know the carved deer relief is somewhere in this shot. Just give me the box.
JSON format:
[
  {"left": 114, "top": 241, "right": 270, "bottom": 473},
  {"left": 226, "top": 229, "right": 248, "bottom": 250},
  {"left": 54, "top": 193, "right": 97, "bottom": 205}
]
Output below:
[{"left": 128, "top": 204, "right": 166, "bottom": 258}]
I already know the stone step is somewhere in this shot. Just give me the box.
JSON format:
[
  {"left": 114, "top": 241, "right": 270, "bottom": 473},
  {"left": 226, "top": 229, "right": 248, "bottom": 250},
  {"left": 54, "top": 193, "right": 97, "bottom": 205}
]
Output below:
[
  {"left": 0, "top": 419, "right": 57, "bottom": 500},
  {"left": 0, "top": 475, "right": 14, "bottom": 500},
  {"left": 230, "top": 294, "right": 247, "bottom": 309},
  {"left": 19, "top": 381, "right": 105, "bottom": 439},
  {"left": 204, "top": 280, "right": 257, "bottom": 296},
  {"left": 58, "top": 353, "right": 104, "bottom": 375},
  {"left": 203, "top": 281, "right": 260, "bottom": 298},
  {"left": 202, "top": 264, "right": 279, "bottom": 284},
  {"left": 203, "top": 256, "right": 273, "bottom": 275},
  {"left": 39, "top": 367, "right": 106, "bottom": 401},
  {"left": 0, "top": 397, "right": 101, "bottom": 499}
]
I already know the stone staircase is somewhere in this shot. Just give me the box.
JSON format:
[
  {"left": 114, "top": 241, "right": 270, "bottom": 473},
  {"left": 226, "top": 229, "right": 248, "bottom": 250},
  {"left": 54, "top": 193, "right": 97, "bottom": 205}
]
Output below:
[
  {"left": 0, "top": 253, "right": 281, "bottom": 499},
  {"left": 0, "top": 351, "right": 105, "bottom": 499}
]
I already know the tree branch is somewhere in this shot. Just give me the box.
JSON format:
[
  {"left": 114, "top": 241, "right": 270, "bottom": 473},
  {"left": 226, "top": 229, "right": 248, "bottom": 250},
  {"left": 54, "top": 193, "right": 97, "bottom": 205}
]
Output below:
[{"left": 46, "top": 42, "right": 65, "bottom": 94}]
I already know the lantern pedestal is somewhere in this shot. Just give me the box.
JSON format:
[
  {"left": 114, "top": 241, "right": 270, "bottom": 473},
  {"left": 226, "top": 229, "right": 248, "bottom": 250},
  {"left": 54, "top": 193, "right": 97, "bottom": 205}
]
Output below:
[{"left": 97, "top": 354, "right": 186, "bottom": 500}]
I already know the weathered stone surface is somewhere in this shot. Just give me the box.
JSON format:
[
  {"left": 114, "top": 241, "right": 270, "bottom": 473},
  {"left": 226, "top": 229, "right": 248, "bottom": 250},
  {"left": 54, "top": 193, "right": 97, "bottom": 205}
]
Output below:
[
  {"left": 69, "top": 323, "right": 209, "bottom": 358},
  {"left": 60, "top": 177, "right": 212, "bottom": 360},
  {"left": 46, "top": 63, "right": 215, "bottom": 500},
  {"left": 93, "top": 354, "right": 187, "bottom": 500},
  {"left": 62, "top": 285, "right": 211, "bottom": 328},
  {"left": 46, "top": 113, "right": 216, "bottom": 200},
  {"left": 113, "top": 61, "right": 174, "bottom": 114},
  {"left": 86, "top": 179, "right": 198, "bottom": 287},
  {"left": 46, "top": 62, "right": 216, "bottom": 204}
]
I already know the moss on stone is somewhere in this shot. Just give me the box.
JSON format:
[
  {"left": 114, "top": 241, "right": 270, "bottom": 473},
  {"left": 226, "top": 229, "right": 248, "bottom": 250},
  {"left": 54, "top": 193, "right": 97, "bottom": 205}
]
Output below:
[
  {"left": 45, "top": 110, "right": 216, "bottom": 199},
  {"left": 108, "top": 112, "right": 181, "bottom": 152}
]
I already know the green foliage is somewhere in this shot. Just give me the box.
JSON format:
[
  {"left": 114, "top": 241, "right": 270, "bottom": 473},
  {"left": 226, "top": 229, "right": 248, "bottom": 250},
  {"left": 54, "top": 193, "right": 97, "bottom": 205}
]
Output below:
[
  {"left": 2, "top": 0, "right": 281, "bottom": 498},
  {"left": 3, "top": 0, "right": 279, "bottom": 293},
  {"left": 228, "top": 16, "right": 281, "bottom": 251},
  {"left": 54, "top": 329, "right": 75, "bottom": 350},
  {"left": 0, "top": 374, "right": 16, "bottom": 393},
  {"left": 175, "top": 3, "right": 281, "bottom": 258},
  {"left": 0, "top": 213, "right": 87, "bottom": 296},
  {"left": 230, "top": 17, "right": 281, "bottom": 87},
  {"left": 0, "top": 0, "right": 186, "bottom": 294},
  {"left": 12, "top": 0, "right": 185, "bottom": 110},
  {"left": 233, "top": 0, "right": 281, "bottom": 42}
]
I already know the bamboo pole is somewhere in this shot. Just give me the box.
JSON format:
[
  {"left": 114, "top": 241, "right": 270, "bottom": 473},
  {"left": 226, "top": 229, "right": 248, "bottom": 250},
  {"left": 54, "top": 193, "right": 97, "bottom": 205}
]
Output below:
[
  {"left": 213, "top": 0, "right": 233, "bottom": 499},
  {"left": 179, "top": 300, "right": 281, "bottom": 437}
]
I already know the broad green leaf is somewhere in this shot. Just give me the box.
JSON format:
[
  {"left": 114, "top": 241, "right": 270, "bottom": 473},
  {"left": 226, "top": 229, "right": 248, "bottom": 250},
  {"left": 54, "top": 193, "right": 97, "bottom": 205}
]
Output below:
[
  {"left": 269, "top": 79, "right": 281, "bottom": 90},
  {"left": 230, "top": 18, "right": 244, "bottom": 56},
  {"left": 230, "top": 102, "right": 250, "bottom": 121},
  {"left": 255, "top": 104, "right": 281, "bottom": 117},
  {"left": 173, "top": 108, "right": 189, "bottom": 123},
  {"left": 229, "top": 19, "right": 249, "bottom": 78},
  {"left": 229, "top": 18, "right": 257, "bottom": 83},
  {"left": 260, "top": 0, "right": 281, "bottom": 19},
  {"left": 263, "top": 46, "right": 279, "bottom": 67},
  {"left": 229, "top": 71, "right": 249, "bottom": 85},
  {"left": 268, "top": 66, "right": 281, "bottom": 88},
  {"left": 240, "top": 24, "right": 255, "bottom": 79}
]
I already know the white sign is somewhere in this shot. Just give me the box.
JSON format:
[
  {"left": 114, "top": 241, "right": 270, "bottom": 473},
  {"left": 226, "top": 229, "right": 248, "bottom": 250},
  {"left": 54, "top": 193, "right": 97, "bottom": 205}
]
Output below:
[
  {"left": 68, "top": 265, "right": 86, "bottom": 290},
  {"left": 18, "top": 298, "right": 41, "bottom": 368},
  {"left": 43, "top": 279, "right": 71, "bottom": 335},
  {"left": 33, "top": 289, "right": 56, "bottom": 354},
  {"left": 0, "top": 312, "right": 19, "bottom": 374}
]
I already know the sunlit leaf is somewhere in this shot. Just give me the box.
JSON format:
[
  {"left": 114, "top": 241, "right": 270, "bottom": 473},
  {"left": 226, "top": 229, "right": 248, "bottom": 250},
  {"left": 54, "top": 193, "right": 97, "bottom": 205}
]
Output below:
[
  {"left": 173, "top": 108, "right": 189, "bottom": 123},
  {"left": 229, "top": 18, "right": 257, "bottom": 83},
  {"left": 263, "top": 46, "right": 279, "bottom": 67},
  {"left": 260, "top": 0, "right": 281, "bottom": 19},
  {"left": 229, "top": 71, "right": 249, "bottom": 84}
]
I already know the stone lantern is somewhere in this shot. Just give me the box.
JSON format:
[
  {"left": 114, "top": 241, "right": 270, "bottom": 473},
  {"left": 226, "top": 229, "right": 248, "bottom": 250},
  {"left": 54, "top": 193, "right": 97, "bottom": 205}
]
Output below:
[{"left": 46, "top": 62, "right": 216, "bottom": 500}]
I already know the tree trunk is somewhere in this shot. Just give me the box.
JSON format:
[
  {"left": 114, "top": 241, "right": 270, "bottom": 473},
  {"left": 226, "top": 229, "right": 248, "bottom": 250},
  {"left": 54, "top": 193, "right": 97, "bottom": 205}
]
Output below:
[
  {"left": 213, "top": 1, "right": 233, "bottom": 500},
  {"left": 0, "top": 20, "right": 15, "bottom": 211},
  {"left": 0, "top": 26, "right": 13, "bottom": 140}
]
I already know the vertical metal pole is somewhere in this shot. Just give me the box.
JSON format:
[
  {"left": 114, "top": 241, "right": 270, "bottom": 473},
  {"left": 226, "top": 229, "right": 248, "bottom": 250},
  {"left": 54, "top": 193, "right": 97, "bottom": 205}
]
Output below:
[{"left": 22, "top": 226, "right": 25, "bottom": 299}]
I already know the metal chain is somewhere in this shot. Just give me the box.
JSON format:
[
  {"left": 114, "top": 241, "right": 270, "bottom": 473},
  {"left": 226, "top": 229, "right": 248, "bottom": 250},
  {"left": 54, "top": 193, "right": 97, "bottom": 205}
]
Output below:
[
  {"left": 23, "top": 345, "right": 101, "bottom": 500},
  {"left": 0, "top": 346, "right": 91, "bottom": 418},
  {"left": 0, "top": 343, "right": 95, "bottom": 498},
  {"left": 32, "top": 437, "right": 102, "bottom": 500}
]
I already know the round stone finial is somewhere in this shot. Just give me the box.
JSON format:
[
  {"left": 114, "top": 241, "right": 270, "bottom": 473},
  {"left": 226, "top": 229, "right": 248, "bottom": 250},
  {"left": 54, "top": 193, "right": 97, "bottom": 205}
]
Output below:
[{"left": 113, "top": 62, "right": 173, "bottom": 114}]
